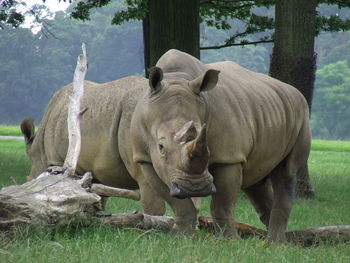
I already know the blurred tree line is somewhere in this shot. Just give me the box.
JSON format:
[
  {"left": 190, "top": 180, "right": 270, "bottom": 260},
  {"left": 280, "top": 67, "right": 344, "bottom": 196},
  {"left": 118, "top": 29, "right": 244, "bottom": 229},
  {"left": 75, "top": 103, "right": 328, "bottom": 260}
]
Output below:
[{"left": 0, "top": 1, "right": 349, "bottom": 139}]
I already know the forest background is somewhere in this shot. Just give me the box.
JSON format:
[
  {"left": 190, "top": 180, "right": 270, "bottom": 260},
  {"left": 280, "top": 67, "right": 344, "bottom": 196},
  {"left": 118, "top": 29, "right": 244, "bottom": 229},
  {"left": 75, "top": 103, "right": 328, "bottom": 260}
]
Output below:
[{"left": 0, "top": 1, "right": 349, "bottom": 139}]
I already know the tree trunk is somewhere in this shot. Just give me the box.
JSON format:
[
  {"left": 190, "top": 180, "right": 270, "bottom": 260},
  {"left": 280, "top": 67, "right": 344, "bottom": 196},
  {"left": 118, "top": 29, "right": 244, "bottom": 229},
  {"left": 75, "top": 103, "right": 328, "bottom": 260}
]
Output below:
[
  {"left": 269, "top": 0, "right": 317, "bottom": 198},
  {"left": 143, "top": 0, "right": 200, "bottom": 74}
]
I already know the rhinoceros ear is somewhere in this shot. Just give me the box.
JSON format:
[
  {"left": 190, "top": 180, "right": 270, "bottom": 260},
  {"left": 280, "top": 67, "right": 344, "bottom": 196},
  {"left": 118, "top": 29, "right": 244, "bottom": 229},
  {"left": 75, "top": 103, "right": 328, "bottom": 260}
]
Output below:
[
  {"left": 148, "top": 66, "right": 163, "bottom": 96},
  {"left": 20, "top": 118, "right": 35, "bottom": 144},
  {"left": 189, "top": 69, "right": 220, "bottom": 95}
]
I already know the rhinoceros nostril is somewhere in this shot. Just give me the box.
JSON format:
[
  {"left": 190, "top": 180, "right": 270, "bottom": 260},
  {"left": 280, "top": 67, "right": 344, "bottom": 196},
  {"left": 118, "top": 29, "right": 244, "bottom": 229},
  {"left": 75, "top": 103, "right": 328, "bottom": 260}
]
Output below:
[
  {"left": 211, "top": 183, "right": 217, "bottom": 194},
  {"left": 170, "top": 183, "right": 182, "bottom": 197}
]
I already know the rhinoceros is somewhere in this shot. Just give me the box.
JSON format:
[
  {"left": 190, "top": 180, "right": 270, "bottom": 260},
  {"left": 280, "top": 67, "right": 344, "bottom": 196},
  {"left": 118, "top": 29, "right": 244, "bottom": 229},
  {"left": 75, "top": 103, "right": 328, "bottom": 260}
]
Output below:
[
  {"left": 21, "top": 76, "right": 168, "bottom": 215},
  {"left": 129, "top": 49, "right": 311, "bottom": 242}
]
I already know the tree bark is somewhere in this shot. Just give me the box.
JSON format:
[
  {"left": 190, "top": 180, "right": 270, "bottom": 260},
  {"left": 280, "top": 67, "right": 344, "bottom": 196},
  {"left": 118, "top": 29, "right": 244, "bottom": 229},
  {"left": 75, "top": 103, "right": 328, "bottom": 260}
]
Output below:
[
  {"left": 143, "top": 0, "right": 200, "bottom": 73},
  {"left": 269, "top": 0, "right": 317, "bottom": 198}
]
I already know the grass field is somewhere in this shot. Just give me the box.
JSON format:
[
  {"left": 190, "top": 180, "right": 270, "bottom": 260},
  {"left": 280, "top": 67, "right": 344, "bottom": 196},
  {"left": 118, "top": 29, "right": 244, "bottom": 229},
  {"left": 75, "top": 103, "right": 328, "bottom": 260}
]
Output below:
[
  {"left": 0, "top": 137, "right": 349, "bottom": 262},
  {"left": 0, "top": 125, "right": 23, "bottom": 137}
]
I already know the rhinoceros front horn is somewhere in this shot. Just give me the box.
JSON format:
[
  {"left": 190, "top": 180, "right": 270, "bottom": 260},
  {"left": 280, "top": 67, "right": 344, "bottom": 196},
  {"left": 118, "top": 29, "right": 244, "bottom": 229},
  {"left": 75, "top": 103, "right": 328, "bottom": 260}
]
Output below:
[
  {"left": 186, "top": 124, "right": 209, "bottom": 159},
  {"left": 174, "top": 121, "right": 197, "bottom": 144}
]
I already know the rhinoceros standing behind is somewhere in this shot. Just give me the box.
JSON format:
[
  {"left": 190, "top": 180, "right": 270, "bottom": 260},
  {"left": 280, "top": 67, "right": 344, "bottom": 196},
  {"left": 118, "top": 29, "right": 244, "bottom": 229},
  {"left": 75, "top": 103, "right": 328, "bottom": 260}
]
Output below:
[
  {"left": 130, "top": 49, "right": 311, "bottom": 242},
  {"left": 21, "top": 76, "right": 168, "bottom": 215}
]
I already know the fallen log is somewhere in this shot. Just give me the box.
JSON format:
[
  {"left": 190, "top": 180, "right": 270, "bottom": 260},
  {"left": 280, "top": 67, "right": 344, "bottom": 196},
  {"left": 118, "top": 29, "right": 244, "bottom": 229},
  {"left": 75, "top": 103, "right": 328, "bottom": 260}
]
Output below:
[
  {"left": 198, "top": 216, "right": 350, "bottom": 245},
  {"left": 198, "top": 216, "right": 267, "bottom": 238},
  {"left": 286, "top": 225, "right": 350, "bottom": 246},
  {"left": 0, "top": 172, "right": 102, "bottom": 231},
  {"left": 0, "top": 171, "right": 175, "bottom": 232},
  {"left": 98, "top": 211, "right": 174, "bottom": 232}
]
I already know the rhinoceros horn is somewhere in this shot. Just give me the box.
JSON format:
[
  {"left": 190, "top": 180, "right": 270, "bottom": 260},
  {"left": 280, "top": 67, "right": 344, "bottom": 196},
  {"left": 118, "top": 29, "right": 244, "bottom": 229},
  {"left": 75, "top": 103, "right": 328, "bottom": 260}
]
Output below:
[
  {"left": 174, "top": 121, "right": 198, "bottom": 144},
  {"left": 186, "top": 124, "right": 209, "bottom": 159}
]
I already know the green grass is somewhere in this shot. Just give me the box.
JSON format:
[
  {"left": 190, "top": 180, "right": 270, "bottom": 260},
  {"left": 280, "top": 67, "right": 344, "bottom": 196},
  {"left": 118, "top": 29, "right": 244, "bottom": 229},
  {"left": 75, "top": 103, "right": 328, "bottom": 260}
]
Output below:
[
  {"left": 0, "top": 139, "right": 29, "bottom": 186},
  {"left": 0, "top": 138, "right": 350, "bottom": 262},
  {"left": 0, "top": 125, "right": 22, "bottom": 136},
  {"left": 311, "top": 139, "right": 350, "bottom": 152},
  {"left": 2, "top": 124, "right": 350, "bottom": 153}
]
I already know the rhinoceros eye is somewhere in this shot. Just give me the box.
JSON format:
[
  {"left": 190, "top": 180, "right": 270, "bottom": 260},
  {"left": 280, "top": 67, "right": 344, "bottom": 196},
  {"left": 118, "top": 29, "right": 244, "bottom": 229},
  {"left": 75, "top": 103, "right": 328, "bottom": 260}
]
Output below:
[{"left": 158, "top": 144, "right": 165, "bottom": 154}]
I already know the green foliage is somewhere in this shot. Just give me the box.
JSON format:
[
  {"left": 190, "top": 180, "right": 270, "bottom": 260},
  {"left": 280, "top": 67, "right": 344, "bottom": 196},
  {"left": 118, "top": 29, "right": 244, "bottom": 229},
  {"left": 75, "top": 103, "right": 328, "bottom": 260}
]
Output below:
[
  {"left": 312, "top": 61, "right": 350, "bottom": 139},
  {"left": 317, "top": 31, "right": 350, "bottom": 68},
  {"left": 0, "top": 1, "right": 24, "bottom": 29},
  {"left": 67, "top": 0, "right": 350, "bottom": 49},
  {"left": 112, "top": 0, "right": 147, "bottom": 25},
  {"left": 0, "top": 2, "right": 144, "bottom": 124},
  {"left": 2, "top": 1, "right": 349, "bottom": 49},
  {"left": 316, "top": 14, "right": 350, "bottom": 33},
  {"left": 71, "top": 0, "right": 111, "bottom": 21},
  {"left": 1, "top": 139, "right": 350, "bottom": 261}
]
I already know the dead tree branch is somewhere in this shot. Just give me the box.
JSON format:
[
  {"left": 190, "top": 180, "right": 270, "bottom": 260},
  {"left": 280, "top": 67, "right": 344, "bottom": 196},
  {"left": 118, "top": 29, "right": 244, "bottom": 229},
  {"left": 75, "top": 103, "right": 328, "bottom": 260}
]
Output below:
[{"left": 63, "top": 43, "right": 88, "bottom": 177}]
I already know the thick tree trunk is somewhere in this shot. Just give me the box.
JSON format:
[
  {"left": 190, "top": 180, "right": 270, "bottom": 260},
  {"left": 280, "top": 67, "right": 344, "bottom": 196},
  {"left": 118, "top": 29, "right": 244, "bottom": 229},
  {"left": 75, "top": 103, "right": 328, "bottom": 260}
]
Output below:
[
  {"left": 142, "top": 17, "right": 150, "bottom": 77},
  {"left": 269, "top": 0, "right": 317, "bottom": 198},
  {"left": 143, "top": 0, "right": 200, "bottom": 73}
]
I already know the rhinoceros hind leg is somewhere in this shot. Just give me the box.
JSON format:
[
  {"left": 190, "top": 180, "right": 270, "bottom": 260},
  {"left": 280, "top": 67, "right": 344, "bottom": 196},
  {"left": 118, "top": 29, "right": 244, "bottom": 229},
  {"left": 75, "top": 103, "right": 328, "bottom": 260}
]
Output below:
[
  {"left": 267, "top": 161, "right": 295, "bottom": 243},
  {"left": 243, "top": 176, "right": 273, "bottom": 228},
  {"left": 267, "top": 123, "right": 310, "bottom": 243}
]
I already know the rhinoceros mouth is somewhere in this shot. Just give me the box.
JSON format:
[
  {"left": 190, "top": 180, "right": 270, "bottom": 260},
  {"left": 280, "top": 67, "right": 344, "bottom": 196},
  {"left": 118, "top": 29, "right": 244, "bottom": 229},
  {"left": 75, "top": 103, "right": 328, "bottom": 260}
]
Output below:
[
  {"left": 170, "top": 182, "right": 216, "bottom": 199},
  {"left": 170, "top": 170, "right": 216, "bottom": 199}
]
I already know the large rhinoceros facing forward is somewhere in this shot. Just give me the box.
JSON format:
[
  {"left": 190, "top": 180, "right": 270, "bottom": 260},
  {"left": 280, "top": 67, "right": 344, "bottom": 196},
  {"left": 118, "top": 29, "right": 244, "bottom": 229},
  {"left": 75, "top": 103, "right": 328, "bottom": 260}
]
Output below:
[{"left": 130, "top": 50, "right": 310, "bottom": 242}]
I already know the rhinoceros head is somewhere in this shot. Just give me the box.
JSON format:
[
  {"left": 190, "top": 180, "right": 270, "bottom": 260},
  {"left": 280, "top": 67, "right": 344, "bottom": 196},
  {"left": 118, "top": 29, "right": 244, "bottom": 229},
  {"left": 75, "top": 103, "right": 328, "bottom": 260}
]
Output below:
[{"left": 132, "top": 67, "right": 220, "bottom": 199}]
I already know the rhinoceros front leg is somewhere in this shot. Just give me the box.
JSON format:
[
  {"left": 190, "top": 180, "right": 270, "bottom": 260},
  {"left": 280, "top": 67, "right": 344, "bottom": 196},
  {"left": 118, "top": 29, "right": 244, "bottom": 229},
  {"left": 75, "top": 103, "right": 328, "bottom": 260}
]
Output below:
[
  {"left": 139, "top": 163, "right": 197, "bottom": 235},
  {"left": 210, "top": 164, "right": 242, "bottom": 239},
  {"left": 139, "top": 181, "right": 166, "bottom": 216}
]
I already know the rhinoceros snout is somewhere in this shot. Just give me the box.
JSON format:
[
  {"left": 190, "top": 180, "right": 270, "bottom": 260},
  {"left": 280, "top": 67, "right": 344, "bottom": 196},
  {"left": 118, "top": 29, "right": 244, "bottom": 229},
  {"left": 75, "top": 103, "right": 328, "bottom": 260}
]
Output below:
[{"left": 170, "top": 182, "right": 216, "bottom": 199}]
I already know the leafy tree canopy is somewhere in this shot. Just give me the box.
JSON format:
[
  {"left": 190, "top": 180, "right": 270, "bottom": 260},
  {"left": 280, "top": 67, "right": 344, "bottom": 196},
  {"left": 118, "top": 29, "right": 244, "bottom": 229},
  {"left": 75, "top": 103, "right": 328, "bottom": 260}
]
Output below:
[
  {"left": 69, "top": 0, "right": 350, "bottom": 48},
  {"left": 312, "top": 60, "right": 350, "bottom": 139},
  {"left": 1, "top": 1, "right": 350, "bottom": 48}
]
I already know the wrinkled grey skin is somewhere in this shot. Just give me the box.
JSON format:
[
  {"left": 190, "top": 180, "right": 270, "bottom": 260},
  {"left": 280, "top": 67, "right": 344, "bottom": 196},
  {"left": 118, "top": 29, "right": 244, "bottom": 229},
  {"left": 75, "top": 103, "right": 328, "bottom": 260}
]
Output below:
[
  {"left": 21, "top": 76, "right": 169, "bottom": 215},
  {"left": 130, "top": 49, "right": 311, "bottom": 242}
]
